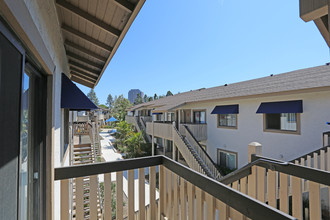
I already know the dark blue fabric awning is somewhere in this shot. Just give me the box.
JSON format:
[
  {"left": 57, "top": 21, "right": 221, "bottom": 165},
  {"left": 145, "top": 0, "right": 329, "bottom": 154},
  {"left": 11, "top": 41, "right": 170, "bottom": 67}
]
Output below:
[
  {"left": 61, "top": 73, "right": 98, "bottom": 110},
  {"left": 211, "top": 104, "right": 239, "bottom": 114},
  {"left": 256, "top": 100, "right": 303, "bottom": 114},
  {"left": 152, "top": 112, "right": 163, "bottom": 115}
]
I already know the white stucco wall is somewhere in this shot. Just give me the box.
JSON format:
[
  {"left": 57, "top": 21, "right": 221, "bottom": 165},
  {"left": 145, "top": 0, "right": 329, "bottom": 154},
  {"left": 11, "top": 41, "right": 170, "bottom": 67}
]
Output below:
[
  {"left": 182, "top": 90, "right": 330, "bottom": 168},
  {"left": 3, "top": 1, "right": 70, "bottom": 219}
]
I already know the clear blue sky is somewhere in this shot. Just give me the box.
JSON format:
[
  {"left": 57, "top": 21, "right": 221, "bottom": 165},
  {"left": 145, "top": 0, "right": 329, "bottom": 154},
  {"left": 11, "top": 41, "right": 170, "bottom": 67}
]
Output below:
[{"left": 77, "top": 0, "right": 330, "bottom": 105}]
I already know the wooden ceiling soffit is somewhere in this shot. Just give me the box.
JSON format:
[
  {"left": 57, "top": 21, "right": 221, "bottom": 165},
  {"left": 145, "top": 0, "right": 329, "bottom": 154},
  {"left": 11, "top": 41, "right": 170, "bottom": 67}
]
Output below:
[
  {"left": 71, "top": 75, "right": 94, "bottom": 88},
  {"left": 56, "top": 0, "right": 121, "bottom": 37},
  {"left": 62, "top": 24, "right": 113, "bottom": 52},
  {"left": 68, "top": 60, "right": 99, "bottom": 77},
  {"left": 70, "top": 66, "right": 98, "bottom": 80},
  {"left": 66, "top": 51, "right": 104, "bottom": 70},
  {"left": 70, "top": 70, "right": 97, "bottom": 83},
  {"left": 114, "top": 0, "right": 136, "bottom": 12},
  {"left": 65, "top": 40, "right": 107, "bottom": 62}
]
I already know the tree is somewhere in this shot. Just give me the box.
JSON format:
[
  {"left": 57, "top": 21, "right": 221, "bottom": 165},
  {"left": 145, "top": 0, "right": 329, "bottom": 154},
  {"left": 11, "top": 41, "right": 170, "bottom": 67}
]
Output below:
[
  {"left": 134, "top": 93, "right": 143, "bottom": 105},
  {"left": 106, "top": 94, "right": 114, "bottom": 109},
  {"left": 154, "top": 93, "right": 158, "bottom": 100},
  {"left": 98, "top": 104, "right": 107, "bottom": 109},
  {"left": 148, "top": 97, "right": 153, "bottom": 102},
  {"left": 166, "top": 91, "right": 173, "bottom": 96},
  {"left": 111, "top": 95, "right": 131, "bottom": 121},
  {"left": 159, "top": 95, "right": 165, "bottom": 99},
  {"left": 87, "top": 89, "right": 99, "bottom": 106},
  {"left": 143, "top": 94, "right": 148, "bottom": 103}
]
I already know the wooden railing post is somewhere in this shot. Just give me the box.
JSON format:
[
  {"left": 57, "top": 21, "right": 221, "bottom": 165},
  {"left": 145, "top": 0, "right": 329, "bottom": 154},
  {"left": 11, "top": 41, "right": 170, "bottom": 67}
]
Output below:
[
  {"left": 104, "top": 173, "right": 112, "bottom": 220},
  {"left": 60, "top": 179, "right": 70, "bottom": 220},
  {"left": 152, "top": 121, "right": 154, "bottom": 156},
  {"left": 247, "top": 142, "right": 262, "bottom": 200},
  {"left": 248, "top": 142, "right": 262, "bottom": 163}
]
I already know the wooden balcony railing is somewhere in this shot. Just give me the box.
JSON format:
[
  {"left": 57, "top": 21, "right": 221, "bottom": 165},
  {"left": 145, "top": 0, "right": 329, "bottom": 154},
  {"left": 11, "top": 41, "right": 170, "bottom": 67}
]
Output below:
[
  {"left": 146, "top": 122, "right": 173, "bottom": 140},
  {"left": 220, "top": 145, "right": 330, "bottom": 220},
  {"left": 55, "top": 156, "right": 296, "bottom": 220},
  {"left": 179, "top": 123, "right": 207, "bottom": 141},
  {"left": 73, "top": 122, "right": 90, "bottom": 135}
]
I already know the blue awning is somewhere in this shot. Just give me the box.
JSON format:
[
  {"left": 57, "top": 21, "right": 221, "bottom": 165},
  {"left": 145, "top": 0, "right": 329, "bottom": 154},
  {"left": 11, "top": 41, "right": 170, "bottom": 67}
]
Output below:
[
  {"left": 152, "top": 112, "right": 163, "bottom": 115},
  {"left": 211, "top": 104, "right": 239, "bottom": 114},
  {"left": 61, "top": 73, "right": 98, "bottom": 110},
  {"left": 106, "top": 117, "right": 118, "bottom": 122},
  {"left": 256, "top": 100, "right": 303, "bottom": 114}
]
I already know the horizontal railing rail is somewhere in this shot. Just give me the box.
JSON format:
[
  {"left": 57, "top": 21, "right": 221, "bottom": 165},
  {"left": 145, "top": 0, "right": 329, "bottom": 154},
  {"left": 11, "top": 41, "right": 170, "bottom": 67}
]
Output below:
[
  {"left": 55, "top": 155, "right": 296, "bottom": 220},
  {"left": 220, "top": 155, "right": 330, "bottom": 185},
  {"left": 290, "top": 145, "right": 329, "bottom": 162}
]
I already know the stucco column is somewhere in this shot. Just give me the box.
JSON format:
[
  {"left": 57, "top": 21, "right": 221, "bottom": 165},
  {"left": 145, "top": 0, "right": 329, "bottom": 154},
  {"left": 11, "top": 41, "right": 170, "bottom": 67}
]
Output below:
[
  {"left": 190, "top": 109, "right": 193, "bottom": 123},
  {"left": 248, "top": 142, "right": 262, "bottom": 163}
]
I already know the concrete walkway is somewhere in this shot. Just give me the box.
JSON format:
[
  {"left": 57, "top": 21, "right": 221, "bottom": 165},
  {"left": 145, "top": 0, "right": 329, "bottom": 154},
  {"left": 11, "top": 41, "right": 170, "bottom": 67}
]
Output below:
[{"left": 99, "top": 129, "right": 159, "bottom": 212}]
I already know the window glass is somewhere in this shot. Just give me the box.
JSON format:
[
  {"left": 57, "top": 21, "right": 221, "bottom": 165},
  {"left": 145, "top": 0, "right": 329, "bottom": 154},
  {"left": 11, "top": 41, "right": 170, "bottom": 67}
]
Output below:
[
  {"left": 218, "top": 150, "right": 237, "bottom": 170},
  {"left": 194, "top": 111, "right": 206, "bottom": 124},
  {"left": 200, "top": 112, "right": 206, "bottom": 123},
  {"left": 219, "top": 114, "right": 237, "bottom": 127},
  {"left": 266, "top": 113, "right": 297, "bottom": 131},
  {"left": 20, "top": 72, "right": 29, "bottom": 220}
]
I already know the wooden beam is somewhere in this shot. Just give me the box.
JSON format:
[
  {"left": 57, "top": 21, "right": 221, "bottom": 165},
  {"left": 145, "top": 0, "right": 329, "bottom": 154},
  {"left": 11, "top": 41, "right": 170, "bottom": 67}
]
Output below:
[
  {"left": 66, "top": 51, "right": 103, "bottom": 70},
  {"left": 314, "top": 16, "right": 330, "bottom": 47},
  {"left": 114, "top": 0, "right": 135, "bottom": 12},
  {"left": 56, "top": 0, "right": 121, "bottom": 37},
  {"left": 70, "top": 67, "right": 98, "bottom": 80},
  {"left": 71, "top": 75, "right": 94, "bottom": 88},
  {"left": 300, "top": 0, "right": 327, "bottom": 22},
  {"left": 68, "top": 60, "right": 99, "bottom": 77},
  {"left": 65, "top": 40, "right": 107, "bottom": 62},
  {"left": 71, "top": 71, "right": 96, "bottom": 83},
  {"left": 62, "top": 24, "right": 113, "bottom": 52}
]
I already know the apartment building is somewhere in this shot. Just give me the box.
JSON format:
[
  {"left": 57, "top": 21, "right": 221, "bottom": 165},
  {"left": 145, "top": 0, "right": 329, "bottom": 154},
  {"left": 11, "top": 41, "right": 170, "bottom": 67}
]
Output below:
[
  {"left": 1, "top": 0, "right": 329, "bottom": 220},
  {"left": 129, "top": 65, "right": 330, "bottom": 169}
]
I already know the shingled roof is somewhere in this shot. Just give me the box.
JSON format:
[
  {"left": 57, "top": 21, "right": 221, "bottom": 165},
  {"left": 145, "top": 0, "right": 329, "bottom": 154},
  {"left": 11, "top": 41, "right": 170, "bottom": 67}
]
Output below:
[{"left": 129, "top": 65, "right": 330, "bottom": 112}]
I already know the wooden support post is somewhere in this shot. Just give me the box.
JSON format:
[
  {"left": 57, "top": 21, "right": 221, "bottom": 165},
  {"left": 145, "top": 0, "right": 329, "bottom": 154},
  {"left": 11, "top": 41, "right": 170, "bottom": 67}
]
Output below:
[
  {"left": 75, "top": 177, "right": 84, "bottom": 220},
  {"left": 150, "top": 166, "right": 156, "bottom": 220},
  {"left": 89, "top": 175, "right": 98, "bottom": 220},
  {"left": 173, "top": 173, "right": 179, "bottom": 219},
  {"left": 159, "top": 166, "right": 165, "bottom": 218},
  {"left": 216, "top": 199, "right": 228, "bottom": 220},
  {"left": 180, "top": 178, "right": 187, "bottom": 220},
  {"left": 196, "top": 187, "right": 203, "bottom": 220},
  {"left": 167, "top": 170, "right": 173, "bottom": 219},
  {"left": 267, "top": 170, "right": 277, "bottom": 208},
  {"left": 257, "top": 167, "right": 265, "bottom": 202},
  {"left": 60, "top": 179, "right": 69, "bottom": 220},
  {"left": 116, "top": 171, "right": 124, "bottom": 220},
  {"left": 248, "top": 142, "right": 262, "bottom": 163},
  {"left": 230, "top": 181, "right": 244, "bottom": 219},
  {"left": 310, "top": 152, "right": 321, "bottom": 219},
  {"left": 128, "top": 169, "right": 135, "bottom": 220},
  {"left": 279, "top": 173, "right": 289, "bottom": 213},
  {"left": 292, "top": 161, "right": 303, "bottom": 220},
  {"left": 187, "top": 182, "right": 195, "bottom": 220},
  {"left": 104, "top": 173, "right": 112, "bottom": 220},
  {"left": 138, "top": 168, "right": 145, "bottom": 220},
  {"left": 206, "top": 192, "right": 215, "bottom": 220}
]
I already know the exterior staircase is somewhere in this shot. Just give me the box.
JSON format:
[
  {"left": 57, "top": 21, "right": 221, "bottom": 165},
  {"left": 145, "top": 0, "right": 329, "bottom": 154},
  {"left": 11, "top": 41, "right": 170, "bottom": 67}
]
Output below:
[
  {"left": 173, "top": 126, "right": 223, "bottom": 180},
  {"left": 72, "top": 122, "right": 102, "bottom": 220}
]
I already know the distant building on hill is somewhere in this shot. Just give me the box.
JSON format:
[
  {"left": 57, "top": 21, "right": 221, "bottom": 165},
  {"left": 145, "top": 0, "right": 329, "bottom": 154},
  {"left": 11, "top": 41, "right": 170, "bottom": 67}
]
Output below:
[{"left": 128, "top": 89, "right": 144, "bottom": 103}]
